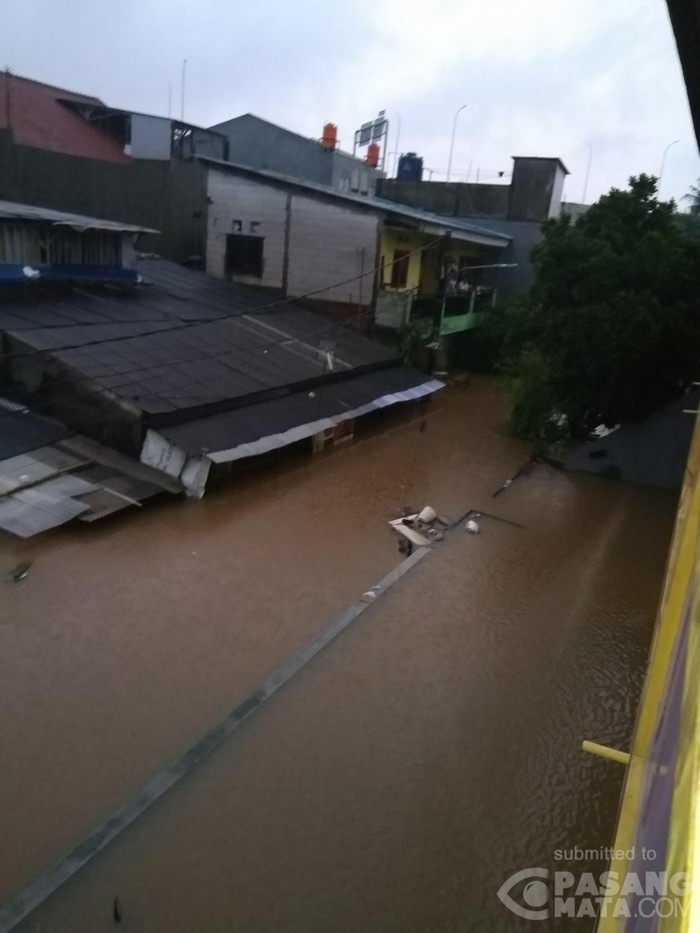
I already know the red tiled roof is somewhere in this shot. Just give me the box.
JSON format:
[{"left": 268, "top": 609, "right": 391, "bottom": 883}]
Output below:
[{"left": 0, "top": 72, "right": 132, "bottom": 164}]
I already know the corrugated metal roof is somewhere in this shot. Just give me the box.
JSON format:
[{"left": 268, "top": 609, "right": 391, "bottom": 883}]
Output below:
[
  {"left": 0, "top": 446, "right": 86, "bottom": 495},
  {"left": 0, "top": 200, "right": 158, "bottom": 234},
  {"left": 158, "top": 366, "right": 443, "bottom": 458},
  {"left": 3, "top": 261, "right": 399, "bottom": 418},
  {"left": 0, "top": 485, "right": 89, "bottom": 537},
  {"left": 0, "top": 418, "right": 181, "bottom": 537}
]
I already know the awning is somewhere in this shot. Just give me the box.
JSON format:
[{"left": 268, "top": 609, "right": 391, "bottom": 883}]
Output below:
[
  {"left": 153, "top": 367, "right": 444, "bottom": 464},
  {"left": 0, "top": 199, "right": 159, "bottom": 234}
]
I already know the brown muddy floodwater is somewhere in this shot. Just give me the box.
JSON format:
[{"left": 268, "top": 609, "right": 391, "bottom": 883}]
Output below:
[{"left": 0, "top": 377, "right": 676, "bottom": 932}]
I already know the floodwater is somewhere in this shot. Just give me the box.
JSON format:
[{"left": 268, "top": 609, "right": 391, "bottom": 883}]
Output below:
[{"left": 0, "top": 377, "right": 676, "bottom": 932}]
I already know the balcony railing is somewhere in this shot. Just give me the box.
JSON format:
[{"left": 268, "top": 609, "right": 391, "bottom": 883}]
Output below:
[{"left": 411, "top": 288, "right": 496, "bottom": 336}]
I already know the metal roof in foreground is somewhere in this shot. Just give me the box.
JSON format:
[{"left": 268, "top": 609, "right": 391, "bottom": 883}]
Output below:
[
  {"left": 0, "top": 403, "right": 180, "bottom": 538},
  {"left": 0, "top": 200, "right": 159, "bottom": 235}
]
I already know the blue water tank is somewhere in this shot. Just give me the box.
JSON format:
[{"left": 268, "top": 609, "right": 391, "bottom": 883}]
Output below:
[{"left": 397, "top": 153, "right": 423, "bottom": 182}]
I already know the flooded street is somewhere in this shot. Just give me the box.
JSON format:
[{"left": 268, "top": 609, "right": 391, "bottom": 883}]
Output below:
[{"left": 0, "top": 377, "right": 676, "bottom": 931}]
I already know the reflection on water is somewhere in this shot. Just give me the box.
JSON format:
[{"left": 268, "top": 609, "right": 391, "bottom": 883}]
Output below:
[{"left": 0, "top": 378, "right": 676, "bottom": 931}]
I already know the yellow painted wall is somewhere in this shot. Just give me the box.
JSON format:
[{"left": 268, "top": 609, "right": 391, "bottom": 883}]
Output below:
[
  {"left": 380, "top": 229, "right": 424, "bottom": 291},
  {"left": 380, "top": 230, "right": 488, "bottom": 295}
]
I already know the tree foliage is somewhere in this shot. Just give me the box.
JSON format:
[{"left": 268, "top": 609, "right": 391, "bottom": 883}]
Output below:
[{"left": 502, "top": 174, "right": 700, "bottom": 439}]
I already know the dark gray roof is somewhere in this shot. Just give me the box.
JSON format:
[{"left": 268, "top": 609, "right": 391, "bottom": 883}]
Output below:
[
  {"left": 160, "top": 366, "right": 437, "bottom": 456},
  {"left": 1, "top": 260, "right": 398, "bottom": 420},
  {"left": 0, "top": 399, "right": 68, "bottom": 459},
  {"left": 561, "top": 390, "right": 699, "bottom": 490}
]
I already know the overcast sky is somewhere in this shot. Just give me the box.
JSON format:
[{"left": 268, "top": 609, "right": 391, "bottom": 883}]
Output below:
[{"left": 3, "top": 0, "right": 699, "bottom": 207}]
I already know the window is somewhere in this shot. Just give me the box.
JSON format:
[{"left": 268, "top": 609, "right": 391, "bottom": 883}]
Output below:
[
  {"left": 390, "top": 249, "right": 410, "bottom": 289},
  {"left": 225, "top": 234, "right": 264, "bottom": 278}
]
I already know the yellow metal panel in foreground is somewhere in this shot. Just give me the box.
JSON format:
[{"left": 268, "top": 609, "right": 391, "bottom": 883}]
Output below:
[{"left": 597, "top": 411, "right": 700, "bottom": 931}]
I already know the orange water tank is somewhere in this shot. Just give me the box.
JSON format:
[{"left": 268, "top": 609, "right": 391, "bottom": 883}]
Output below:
[
  {"left": 321, "top": 123, "right": 337, "bottom": 150},
  {"left": 366, "top": 142, "right": 380, "bottom": 167}
]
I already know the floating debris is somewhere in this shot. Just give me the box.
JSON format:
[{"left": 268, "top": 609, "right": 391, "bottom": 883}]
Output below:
[
  {"left": 8, "top": 562, "right": 32, "bottom": 582},
  {"left": 113, "top": 896, "right": 122, "bottom": 923},
  {"left": 465, "top": 520, "right": 481, "bottom": 535},
  {"left": 388, "top": 505, "right": 449, "bottom": 551}
]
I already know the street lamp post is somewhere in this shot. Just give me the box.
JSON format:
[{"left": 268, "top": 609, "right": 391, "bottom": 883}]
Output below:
[
  {"left": 659, "top": 140, "right": 679, "bottom": 188},
  {"left": 582, "top": 143, "right": 593, "bottom": 204},
  {"left": 446, "top": 104, "right": 467, "bottom": 183}
]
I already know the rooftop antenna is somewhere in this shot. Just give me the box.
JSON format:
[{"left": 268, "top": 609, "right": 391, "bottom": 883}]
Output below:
[
  {"left": 181, "top": 59, "right": 187, "bottom": 122},
  {"left": 167, "top": 80, "right": 172, "bottom": 119}
]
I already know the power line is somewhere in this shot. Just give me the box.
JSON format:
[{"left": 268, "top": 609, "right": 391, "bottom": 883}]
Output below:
[
  {"left": 0, "top": 299, "right": 390, "bottom": 426},
  {"left": 0, "top": 275, "right": 394, "bottom": 412},
  {"left": 0, "top": 237, "right": 446, "bottom": 433}
]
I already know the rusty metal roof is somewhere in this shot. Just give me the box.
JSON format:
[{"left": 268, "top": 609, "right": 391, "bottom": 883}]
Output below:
[{"left": 0, "top": 71, "right": 132, "bottom": 164}]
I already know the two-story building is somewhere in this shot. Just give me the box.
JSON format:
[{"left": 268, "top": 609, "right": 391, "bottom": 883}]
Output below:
[{"left": 201, "top": 158, "right": 511, "bottom": 339}]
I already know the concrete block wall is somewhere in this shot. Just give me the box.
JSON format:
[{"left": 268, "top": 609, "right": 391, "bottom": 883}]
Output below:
[
  {"left": 206, "top": 167, "right": 379, "bottom": 308},
  {"left": 286, "top": 195, "right": 378, "bottom": 305},
  {"left": 377, "top": 179, "right": 509, "bottom": 218},
  {"left": 206, "top": 170, "right": 288, "bottom": 288}
]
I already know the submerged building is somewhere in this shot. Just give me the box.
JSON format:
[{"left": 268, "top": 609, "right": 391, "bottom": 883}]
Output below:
[{"left": 0, "top": 201, "right": 442, "bottom": 503}]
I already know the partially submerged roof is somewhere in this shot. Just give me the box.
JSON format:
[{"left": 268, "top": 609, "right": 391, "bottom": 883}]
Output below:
[
  {"left": 0, "top": 72, "right": 132, "bottom": 164},
  {"left": 1, "top": 262, "right": 443, "bottom": 491},
  {"left": 0, "top": 199, "right": 159, "bottom": 235},
  {"left": 0, "top": 407, "right": 180, "bottom": 538},
  {"left": 199, "top": 157, "right": 511, "bottom": 248},
  {"left": 156, "top": 367, "right": 442, "bottom": 461}
]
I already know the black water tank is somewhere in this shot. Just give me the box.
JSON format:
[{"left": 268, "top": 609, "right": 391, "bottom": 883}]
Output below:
[{"left": 397, "top": 153, "right": 423, "bottom": 181}]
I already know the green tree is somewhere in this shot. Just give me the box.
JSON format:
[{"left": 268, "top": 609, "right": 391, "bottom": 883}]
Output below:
[{"left": 503, "top": 174, "right": 700, "bottom": 439}]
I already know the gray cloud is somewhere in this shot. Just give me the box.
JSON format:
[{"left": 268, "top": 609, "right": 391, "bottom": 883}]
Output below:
[{"left": 3, "top": 0, "right": 698, "bottom": 205}]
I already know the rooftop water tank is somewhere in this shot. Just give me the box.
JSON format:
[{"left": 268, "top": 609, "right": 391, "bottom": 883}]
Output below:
[
  {"left": 321, "top": 123, "right": 337, "bottom": 150},
  {"left": 366, "top": 142, "right": 380, "bottom": 167},
  {"left": 397, "top": 153, "right": 423, "bottom": 182}
]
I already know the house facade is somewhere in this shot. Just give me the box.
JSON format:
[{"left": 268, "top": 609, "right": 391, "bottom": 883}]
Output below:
[{"left": 202, "top": 159, "right": 510, "bottom": 335}]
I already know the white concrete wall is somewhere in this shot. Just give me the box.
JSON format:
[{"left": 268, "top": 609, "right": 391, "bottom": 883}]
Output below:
[
  {"left": 549, "top": 165, "right": 567, "bottom": 217},
  {"left": 286, "top": 194, "right": 378, "bottom": 304},
  {"left": 207, "top": 170, "right": 288, "bottom": 288},
  {"left": 206, "top": 168, "right": 380, "bottom": 304}
]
